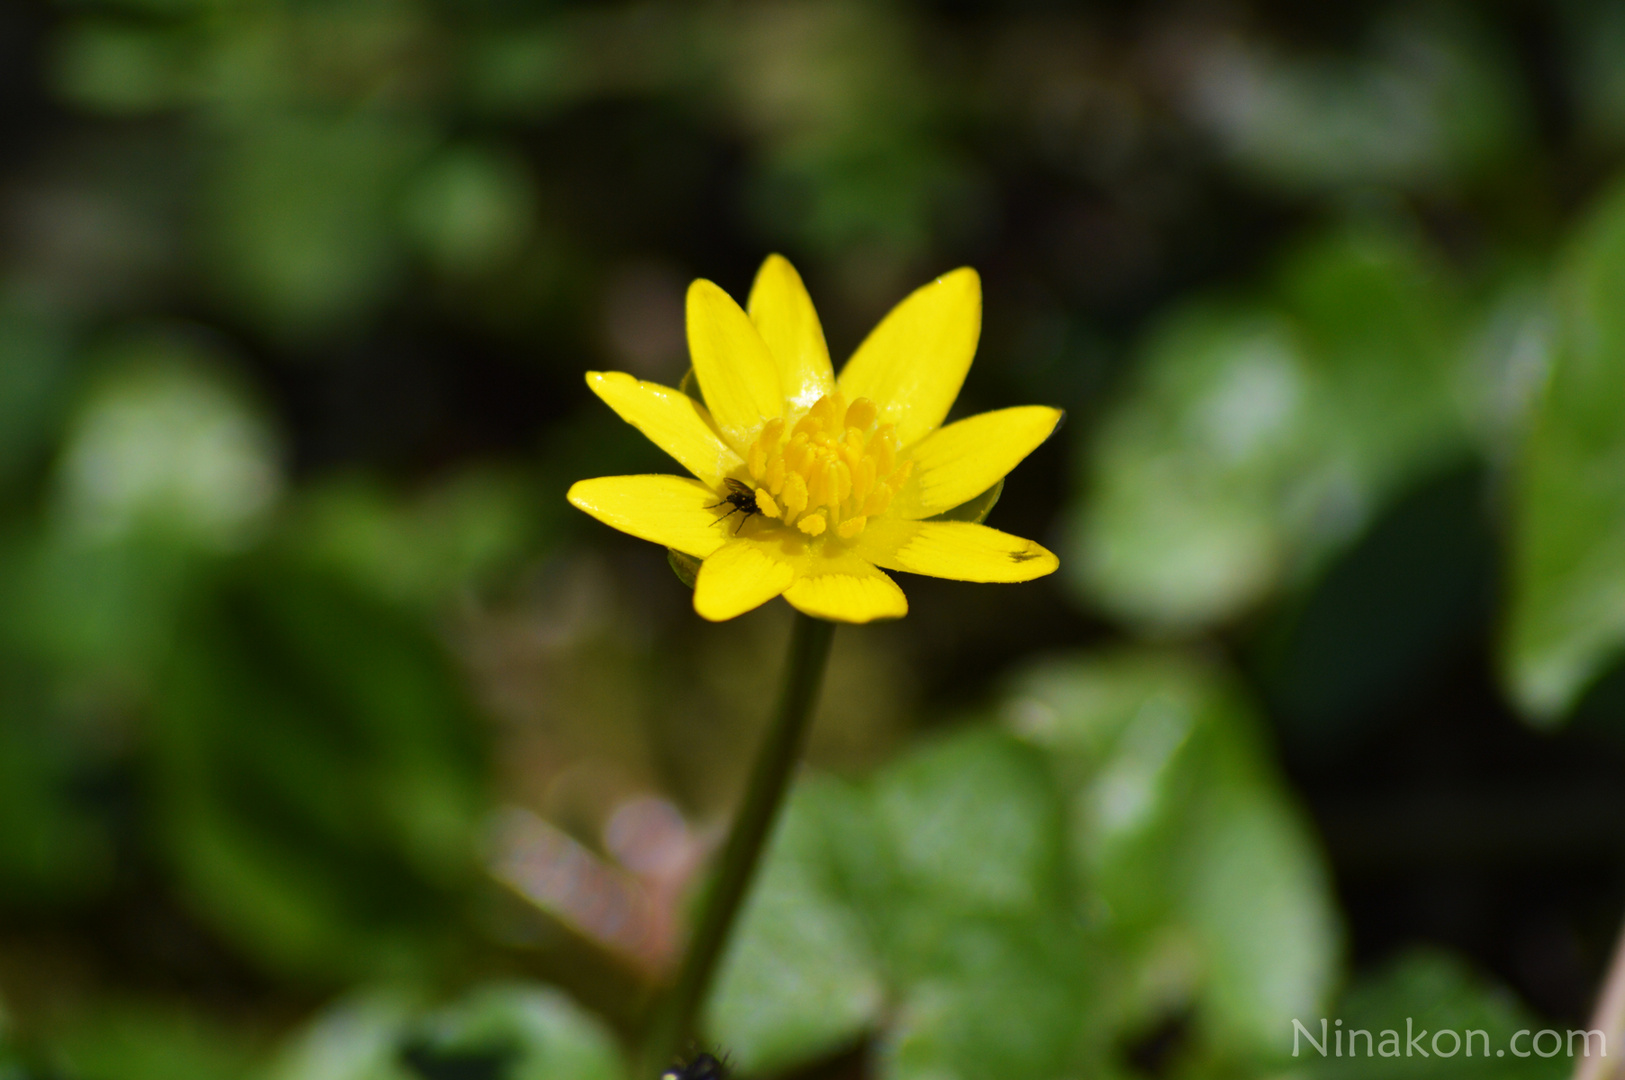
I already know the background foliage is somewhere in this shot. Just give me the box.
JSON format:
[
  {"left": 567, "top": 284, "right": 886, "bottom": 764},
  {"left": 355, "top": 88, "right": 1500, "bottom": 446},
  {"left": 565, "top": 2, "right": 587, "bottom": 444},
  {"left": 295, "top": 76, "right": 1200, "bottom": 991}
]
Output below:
[{"left": 4, "top": 1, "right": 1625, "bottom": 1078}]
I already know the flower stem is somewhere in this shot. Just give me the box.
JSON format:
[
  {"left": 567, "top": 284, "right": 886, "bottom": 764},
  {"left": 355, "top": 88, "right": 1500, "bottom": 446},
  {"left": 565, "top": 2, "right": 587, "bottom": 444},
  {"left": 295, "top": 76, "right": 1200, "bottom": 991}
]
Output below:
[{"left": 641, "top": 613, "right": 836, "bottom": 1075}]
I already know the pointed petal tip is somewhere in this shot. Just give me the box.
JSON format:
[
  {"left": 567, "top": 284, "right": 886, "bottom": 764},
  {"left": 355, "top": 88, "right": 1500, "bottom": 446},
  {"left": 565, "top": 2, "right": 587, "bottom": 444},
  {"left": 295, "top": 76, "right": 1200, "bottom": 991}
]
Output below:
[
  {"left": 686, "top": 276, "right": 728, "bottom": 305},
  {"left": 1040, "top": 406, "right": 1065, "bottom": 443}
]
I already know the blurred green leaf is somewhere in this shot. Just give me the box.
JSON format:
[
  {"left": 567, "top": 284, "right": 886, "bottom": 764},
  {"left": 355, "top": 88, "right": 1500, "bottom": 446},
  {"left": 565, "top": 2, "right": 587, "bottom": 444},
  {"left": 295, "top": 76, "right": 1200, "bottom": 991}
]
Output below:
[
  {"left": 881, "top": 912, "right": 1106, "bottom": 1080},
  {"left": 717, "top": 658, "right": 1338, "bottom": 1077},
  {"left": 463, "top": 25, "right": 588, "bottom": 118},
  {"left": 407, "top": 985, "right": 625, "bottom": 1080},
  {"left": 728, "top": 3, "right": 962, "bottom": 256},
  {"left": 1505, "top": 179, "right": 1625, "bottom": 721},
  {"left": 0, "top": 530, "right": 195, "bottom": 684},
  {"left": 1005, "top": 650, "right": 1341, "bottom": 1063},
  {"left": 1304, "top": 950, "right": 1566, "bottom": 1079},
  {"left": 282, "top": 468, "right": 541, "bottom": 609},
  {"left": 263, "top": 992, "right": 417, "bottom": 1080},
  {"left": 48, "top": 1001, "right": 258, "bottom": 1080},
  {"left": 867, "top": 730, "right": 1108, "bottom": 1080},
  {"left": 51, "top": 20, "right": 191, "bottom": 115},
  {"left": 0, "top": 301, "right": 74, "bottom": 491},
  {"left": 402, "top": 145, "right": 536, "bottom": 276},
  {"left": 1191, "top": 9, "right": 1529, "bottom": 192},
  {"left": 708, "top": 778, "right": 886, "bottom": 1073},
  {"left": 153, "top": 553, "right": 487, "bottom": 982},
  {"left": 873, "top": 729, "right": 1063, "bottom": 927},
  {"left": 205, "top": 115, "right": 436, "bottom": 335},
  {"left": 266, "top": 985, "right": 624, "bottom": 1080},
  {"left": 53, "top": 329, "right": 282, "bottom": 551},
  {"left": 1184, "top": 750, "right": 1339, "bottom": 1058},
  {"left": 0, "top": 660, "right": 109, "bottom": 902},
  {"left": 1072, "top": 222, "right": 1467, "bottom": 631},
  {"left": 711, "top": 728, "right": 1111, "bottom": 1080}
]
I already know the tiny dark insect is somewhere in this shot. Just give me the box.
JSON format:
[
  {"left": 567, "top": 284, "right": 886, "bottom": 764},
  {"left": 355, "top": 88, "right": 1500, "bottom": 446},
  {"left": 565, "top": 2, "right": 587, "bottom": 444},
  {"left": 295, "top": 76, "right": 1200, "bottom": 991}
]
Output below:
[
  {"left": 706, "top": 478, "right": 761, "bottom": 534},
  {"left": 661, "top": 1052, "right": 729, "bottom": 1080}
]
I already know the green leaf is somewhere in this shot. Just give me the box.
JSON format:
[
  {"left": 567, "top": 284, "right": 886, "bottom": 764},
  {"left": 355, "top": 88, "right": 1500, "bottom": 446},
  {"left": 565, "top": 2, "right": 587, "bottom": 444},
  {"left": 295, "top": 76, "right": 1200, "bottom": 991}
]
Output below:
[
  {"left": 205, "top": 115, "right": 436, "bottom": 337},
  {"left": 1004, "top": 651, "right": 1342, "bottom": 1061},
  {"left": 282, "top": 468, "right": 541, "bottom": 608},
  {"left": 0, "top": 661, "right": 109, "bottom": 902},
  {"left": 1304, "top": 950, "right": 1566, "bottom": 1079},
  {"left": 1504, "top": 179, "right": 1625, "bottom": 721},
  {"left": 0, "top": 301, "right": 73, "bottom": 491},
  {"left": 881, "top": 913, "right": 1107, "bottom": 1080},
  {"left": 402, "top": 145, "right": 537, "bottom": 275},
  {"left": 1183, "top": 762, "right": 1340, "bottom": 1058},
  {"left": 709, "top": 729, "right": 1109, "bottom": 1080},
  {"left": 263, "top": 992, "right": 417, "bottom": 1080},
  {"left": 707, "top": 779, "right": 886, "bottom": 1074},
  {"left": 408, "top": 985, "right": 625, "bottom": 1080},
  {"left": 864, "top": 731, "right": 1110, "bottom": 1080},
  {"left": 266, "top": 985, "right": 625, "bottom": 1080},
  {"left": 152, "top": 553, "right": 488, "bottom": 982},
  {"left": 1071, "top": 222, "right": 1466, "bottom": 632},
  {"left": 50, "top": 331, "right": 282, "bottom": 550},
  {"left": 869, "top": 730, "right": 1064, "bottom": 935},
  {"left": 46, "top": 1001, "right": 258, "bottom": 1080},
  {"left": 1192, "top": 8, "right": 1528, "bottom": 193}
]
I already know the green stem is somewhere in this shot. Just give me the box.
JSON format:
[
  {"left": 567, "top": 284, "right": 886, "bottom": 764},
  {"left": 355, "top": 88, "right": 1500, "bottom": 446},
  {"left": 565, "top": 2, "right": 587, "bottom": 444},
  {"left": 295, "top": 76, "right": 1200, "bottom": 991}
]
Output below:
[{"left": 641, "top": 613, "right": 836, "bottom": 1074}]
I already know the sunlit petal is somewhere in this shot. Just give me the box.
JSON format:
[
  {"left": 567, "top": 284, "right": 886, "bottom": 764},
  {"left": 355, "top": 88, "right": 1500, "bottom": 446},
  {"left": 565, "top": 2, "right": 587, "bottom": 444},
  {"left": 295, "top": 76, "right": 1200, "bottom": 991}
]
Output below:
[
  {"left": 748, "top": 255, "right": 836, "bottom": 412},
  {"left": 693, "top": 538, "right": 795, "bottom": 621},
  {"left": 836, "top": 268, "right": 980, "bottom": 446},
  {"left": 567, "top": 475, "right": 729, "bottom": 558},
  {"left": 586, "top": 371, "right": 744, "bottom": 486},
  {"left": 855, "top": 519, "right": 1058, "bottom": 582},
  {"left": 894, "top": 406, "right": 1063, "bottom": 519},
  {"left": 687, "top": 279, "right": 783, "bottom": 448}
]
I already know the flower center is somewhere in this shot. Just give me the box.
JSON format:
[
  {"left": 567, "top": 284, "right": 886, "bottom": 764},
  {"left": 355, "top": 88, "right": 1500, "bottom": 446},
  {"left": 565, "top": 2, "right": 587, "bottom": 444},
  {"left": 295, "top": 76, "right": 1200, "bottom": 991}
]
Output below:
[{"left": 737, "top": 393, "right": 913, "bottom": 540}]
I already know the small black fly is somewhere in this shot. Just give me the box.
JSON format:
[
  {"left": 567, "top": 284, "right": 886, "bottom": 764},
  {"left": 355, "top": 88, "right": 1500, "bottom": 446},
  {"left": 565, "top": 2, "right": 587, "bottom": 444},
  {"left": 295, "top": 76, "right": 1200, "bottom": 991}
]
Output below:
[
  {"left": 706, "top": 478, "right": 761, "bottom": 534},
  {"left": 660, "top": 1051, "right": 729, "bottom": 1080}
]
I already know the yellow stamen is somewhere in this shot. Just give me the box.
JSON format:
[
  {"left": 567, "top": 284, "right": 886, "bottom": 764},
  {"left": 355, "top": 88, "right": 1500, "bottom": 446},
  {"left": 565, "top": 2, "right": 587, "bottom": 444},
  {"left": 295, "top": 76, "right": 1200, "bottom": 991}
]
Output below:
[
  {"left": 740, "top": 393, "right": 911, "bottom": 542},
  {"left": 781, "top": 472, "right": 808, "bottom": 517}
]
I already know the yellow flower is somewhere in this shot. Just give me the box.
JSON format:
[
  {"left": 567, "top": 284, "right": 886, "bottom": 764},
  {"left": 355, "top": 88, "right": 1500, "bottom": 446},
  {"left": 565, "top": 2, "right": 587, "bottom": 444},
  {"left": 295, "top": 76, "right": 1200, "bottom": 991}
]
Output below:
[{"left": 567, "top": 255, "right": 1061, "bottom": 623}]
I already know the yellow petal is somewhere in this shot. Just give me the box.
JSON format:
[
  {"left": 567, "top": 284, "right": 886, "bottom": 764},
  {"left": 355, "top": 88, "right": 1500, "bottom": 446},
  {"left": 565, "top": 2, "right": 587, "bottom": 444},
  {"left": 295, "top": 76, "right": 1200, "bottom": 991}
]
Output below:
[
  {"left": 693, "top": 538, "right": 795, "bottom": 621},
  {"left": 837, "top": 268, "right": 980, "bottom": 447},
  {"left": 687, "top": 279, "right": 783, "bottom": 448},
  {"left": 747, "top": 255, "right": 836, "bottom": 411},
  {"left": 567, "top": 475, "right": 729, "bottom": 558},
  {"left": 783, "top": 558, "right": 908, "bottom": 623},
  {"left": 854, "top": 519, "right": 1058, "bottom": 582},
  {"left": 892, "top": 406, "right": 1063, "bottom": 518},
  {"left": 585, "top": 371, "right": 744, "bottom": 487}
]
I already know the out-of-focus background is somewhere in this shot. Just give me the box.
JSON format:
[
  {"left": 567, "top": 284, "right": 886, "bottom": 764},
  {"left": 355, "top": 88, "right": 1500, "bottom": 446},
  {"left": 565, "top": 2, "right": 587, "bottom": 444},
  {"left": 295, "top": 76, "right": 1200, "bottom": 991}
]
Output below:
[{"left": 6, "top": 1, "right": 1625, "bottom": 1077}]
